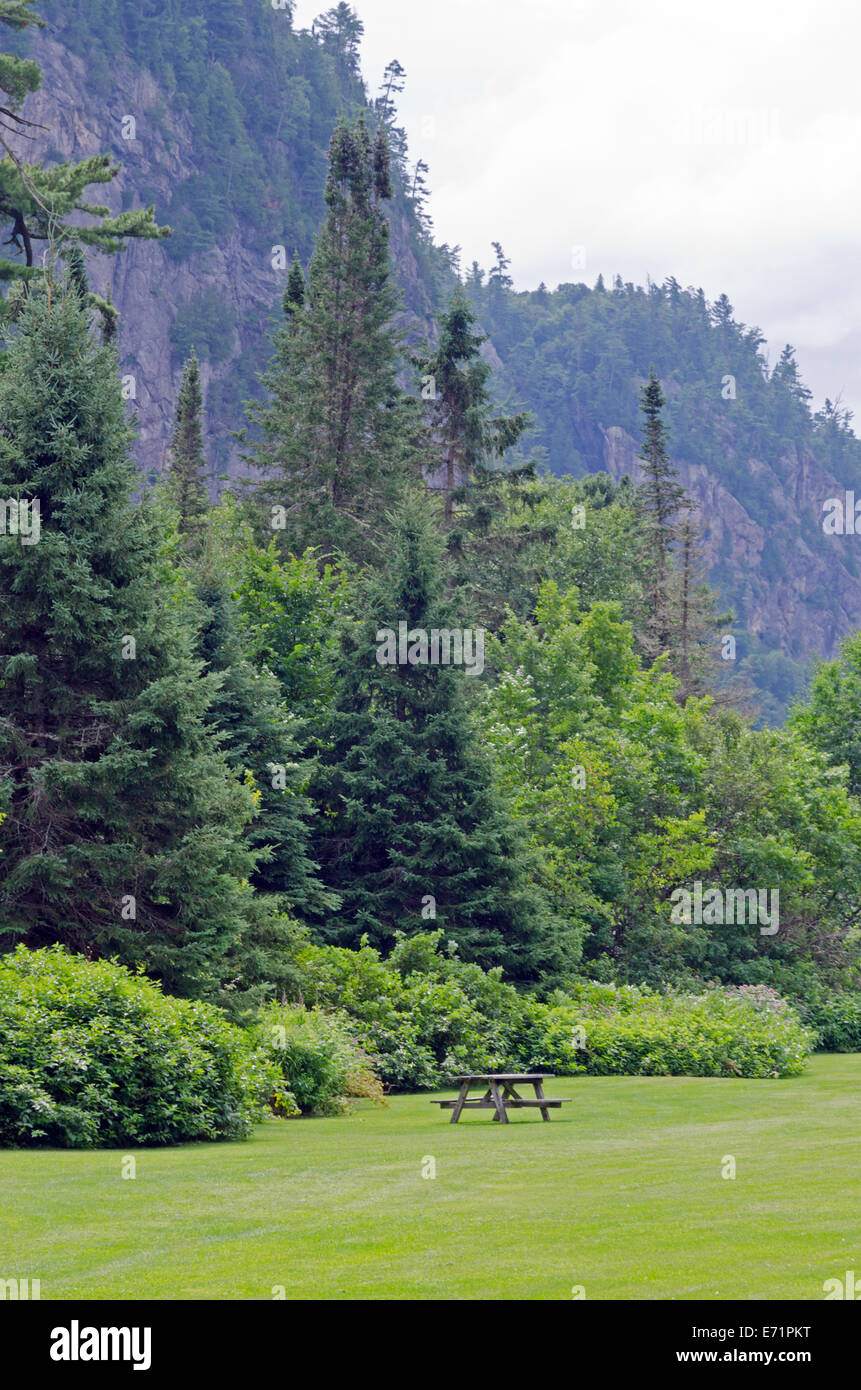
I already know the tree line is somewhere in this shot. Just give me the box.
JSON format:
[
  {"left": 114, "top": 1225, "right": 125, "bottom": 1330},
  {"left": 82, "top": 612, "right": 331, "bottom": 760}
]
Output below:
[{"left": 2, "top": 2, "right": 861, "bottom": 1027}]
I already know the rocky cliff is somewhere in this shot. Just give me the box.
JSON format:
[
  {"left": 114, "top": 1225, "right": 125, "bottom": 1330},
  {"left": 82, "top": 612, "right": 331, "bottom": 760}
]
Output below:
[
  {"left": 600, "top": 423, "right": 861, "bottom": 664},
  {"left": 17, "top": 22, "right": 440, "bottom": 482},
  {"left": 10, "top": 10, "right": 861, "bottom": 719}
]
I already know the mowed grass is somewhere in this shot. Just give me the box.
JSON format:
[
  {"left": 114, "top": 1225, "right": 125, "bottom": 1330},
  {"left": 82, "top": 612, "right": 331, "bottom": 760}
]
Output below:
[{"left": 1, "top": 1055, "right": 859, "bottom": 1300}]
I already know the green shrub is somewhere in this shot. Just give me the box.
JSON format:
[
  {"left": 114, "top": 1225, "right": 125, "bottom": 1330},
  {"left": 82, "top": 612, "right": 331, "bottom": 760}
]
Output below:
[
  {"left": 291, "top": 934, "right": 814, "bottom": 1085},
  {"left": 0, "top": 946, "right": 279, "bottom": 1148},
  {"left": 253, "top": 1004, "right": 384, "bottom": 1116},
  {"left": 567, "top": 982, "right": 815, "bottom": 1078},
  {"left": 802, "top": 992, "right": 861, "bottom": 1051},
  {"left": 295, "top": 935, "right": 534, "bottom": 1088}
]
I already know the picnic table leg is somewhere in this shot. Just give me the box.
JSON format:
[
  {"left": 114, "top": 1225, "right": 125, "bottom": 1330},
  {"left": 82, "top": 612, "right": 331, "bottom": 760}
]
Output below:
[
  {"left": 532, "top": 1079, "right": 551, "bottom": 1121},
  {"left": 450, "top": 1080, "right": 471, "bottom": 1123},
  {"left": 488, "top": 1079, "right": 509, "bottom": 1123},
  {"left": 501, "top": 1082, "right": 523, "bottom": 1109}
]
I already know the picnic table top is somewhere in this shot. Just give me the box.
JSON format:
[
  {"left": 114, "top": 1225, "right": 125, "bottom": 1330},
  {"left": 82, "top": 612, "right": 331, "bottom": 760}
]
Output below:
[{"left": 453, "top": 1072, "right": 555, "bottom": 1082}]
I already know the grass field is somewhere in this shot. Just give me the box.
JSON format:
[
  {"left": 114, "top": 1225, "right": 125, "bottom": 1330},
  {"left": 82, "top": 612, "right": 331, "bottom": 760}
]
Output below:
[{"left": 1, "top": 1055, "right": 859, "bottom": 1300}]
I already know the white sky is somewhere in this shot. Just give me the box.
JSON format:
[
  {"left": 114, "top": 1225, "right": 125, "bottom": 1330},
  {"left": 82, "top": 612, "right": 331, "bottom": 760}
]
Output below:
[{"left": 292, "top": 0, "right": 861, "bottom": 419}]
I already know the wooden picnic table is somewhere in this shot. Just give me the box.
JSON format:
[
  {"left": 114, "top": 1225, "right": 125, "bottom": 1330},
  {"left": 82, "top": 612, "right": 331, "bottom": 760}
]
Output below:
[{"left": 431, "top": 1072, "right": 571, "bottom": 1124}]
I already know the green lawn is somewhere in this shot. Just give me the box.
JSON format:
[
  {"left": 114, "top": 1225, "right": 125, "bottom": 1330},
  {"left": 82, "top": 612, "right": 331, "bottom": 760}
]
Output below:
[{"left": 2, "top": 1055, "right": 859, "bottom": 1300}]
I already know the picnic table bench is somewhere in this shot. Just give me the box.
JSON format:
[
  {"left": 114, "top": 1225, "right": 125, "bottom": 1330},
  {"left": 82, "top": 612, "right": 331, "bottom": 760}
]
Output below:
[{"left": 431, "top": 1072, "right": 571, "bottom": 1123}]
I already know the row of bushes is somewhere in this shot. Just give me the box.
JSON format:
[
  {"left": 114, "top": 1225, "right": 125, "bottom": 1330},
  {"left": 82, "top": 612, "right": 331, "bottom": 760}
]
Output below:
[
  {"left": 568, "top": 981, "right": 814, "bottom": 1078},
  {"left": 291, "top": 935, "right": 816, "bottom": 1087},
  {"left": 0, "top": 939, "right": 822, "bottom": 1148},
  {"left": 798, "top": 992, "right": 861, "bottom": 1052},
  {"left": 0, "top": 945, "right": 378, "bottom": 1148}
]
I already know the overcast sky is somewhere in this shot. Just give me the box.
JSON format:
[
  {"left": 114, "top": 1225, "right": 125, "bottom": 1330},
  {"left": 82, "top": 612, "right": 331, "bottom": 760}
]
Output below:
[{"left": 293, "top": 0, "right": 861, "bottom": 420}]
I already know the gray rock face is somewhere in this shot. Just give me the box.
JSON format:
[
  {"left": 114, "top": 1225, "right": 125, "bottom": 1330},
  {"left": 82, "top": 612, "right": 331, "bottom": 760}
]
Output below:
[
  {"left": 15, "top": 31, "right": 861, "bottom": 670},
  {"left": 601, "top": 424, "right": 861, "bottom": 657},
  {"left": 18, "top": 33, "right": 434, "bottom": 486},
  {"left": 21, "top": 37, "right": 212, "bottom": 479}
]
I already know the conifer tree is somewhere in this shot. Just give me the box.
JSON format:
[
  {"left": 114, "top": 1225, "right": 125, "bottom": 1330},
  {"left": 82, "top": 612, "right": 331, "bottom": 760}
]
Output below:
[
  {"left": 415, "top": 291, "right": 530, "bottom": 525},
  {"left": 376, "top": 58, "right": 406, "bottom": 125},
  {"left": 772, "top": 343, "right": 813, "bottom": 410},
  {"left": 487, "top": 241, "right": 513, "bottom": 295},
  {"left": 167, "top": 351, "right": 209, "bottom": 548},
  {"left": 414, "top": 291, "right": 539, "bottom": 621},
  {"left": 374, "top": 60, "right": 409, "bottom": 177},
  {"left": 710, "top": 293, "right": 734, "bottom": 327},
  {"left": 282, "top": 253, "right": 305, "bottom": 319},
  {"left": 313, "top": 4, "right": 364, "bottom": 77},
  {"left": 670, "top": 512, "right": 728, "bottom": 700},
  {"left": 309, "top": 490, "right": 572, "bottom": 983},
  {"left": 636, "top": 366, "right": 687, "bottom": 658},
  {"left": 249, "top": 117, "right": 419, "bottom": 565},
  {"left": 190, "top": 546, "right": 337, "bottom": 926},
  {"left": 0, "top": 279, "right": 257, "bottom": 998}
]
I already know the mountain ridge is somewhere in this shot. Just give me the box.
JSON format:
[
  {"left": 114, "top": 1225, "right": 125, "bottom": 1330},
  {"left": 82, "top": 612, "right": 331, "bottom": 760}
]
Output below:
[{"left": 6, "top": 1, "right": 861, "bottom": 718}]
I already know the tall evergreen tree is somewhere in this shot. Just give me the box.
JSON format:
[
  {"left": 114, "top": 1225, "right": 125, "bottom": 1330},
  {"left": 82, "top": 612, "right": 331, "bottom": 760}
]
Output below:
[
  {"left": 414, "top": 291, "right": 530, "bottom": 525},
  {"left": 167, "top": 351, "right": 209, "bottom": 547},
  {"left": 487, "top": 241, "right": 513, "bottom": 296},
  {"left": 282, "top": 253, "right": 305, "bottom": 319},
  {"left": 313, "top": 3, "right": 364, "bottom": 77},
  {"left": 375, "top": 57, "right": 406, "bottom": 126},
  {"left": 710, "top": 293, "right": 734, "bottom": 327},
  {"left": 190, "top": 543, "right": 337, "bottom": 926},
  {"left": 0, "top": 280, "right": 257, "bottom": 998},
  {"left": 636, "top": 366, "right": 687, "bottom": 658},
  {"left": 414, "top": 291, "right": 540, "bottom": 622},
  {"left": 249, "top": 117, "right": 419, "bottom": 565},
  {"left": 772, "top": 343, "right": 813, "bottom": 410},
  {"left": 309, "top": 490, "right": 571, "bottom": 983},
  {"left": 669, "top": 511, "right": 732, "bottom": 702}
]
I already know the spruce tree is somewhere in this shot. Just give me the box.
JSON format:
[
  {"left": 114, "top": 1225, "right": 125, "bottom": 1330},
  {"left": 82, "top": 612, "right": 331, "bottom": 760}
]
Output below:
[
  {"left": 636, "top": 366, "right": 687, "bottom": 658},
  {"left": 282, "top": 254, "right": 305, "bottom": 319},
  {"left": 309, "top": 490, "right": 571, "bottom": 983},
  {"left": 670, "top": 512, "right": 727, "bottom": 700},
  {"left": 415, "top": 291, "right": 531, "bottom": 517},
  {"left": 249, "top": 117, "right": 419, "bottom": 566},
  {"left": 190, "top": 549, "right": 337, "bottom": 925},
  {"left": 416, "top": 292, "right": 507, "bottom": 523},
  {"left": 0, "top": 279, "right": 257, "bottom": 998},
  {"left": 167, "top": 351, "right": 209, "bottom": 547},
  {"left": 414, "top": 291, "right": 537, "bottom": 621}
]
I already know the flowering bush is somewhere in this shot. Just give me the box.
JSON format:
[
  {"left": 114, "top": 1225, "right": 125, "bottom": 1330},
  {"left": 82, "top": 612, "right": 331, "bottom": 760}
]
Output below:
[
  {"left": 0, "top": 946, "right": 278, "bottom": 1148},
  {"left": 252, "top": 1003, "right": 385, "bottom": 1115},
  {"left": 290, "top": 933, "right": 815, "bottom": 1085},
  {"left": 566, "top": 980, "right": 814, "bottom": 1078}
]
